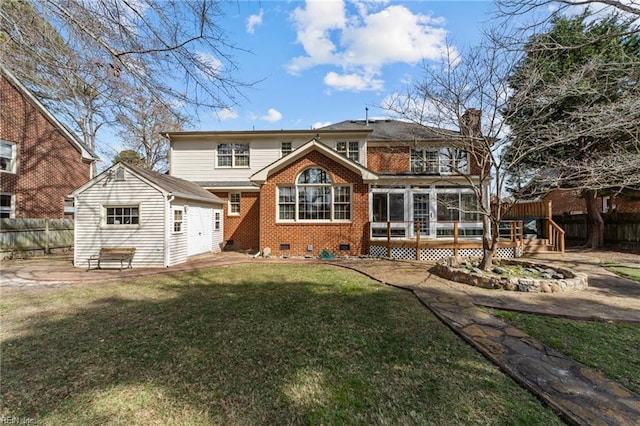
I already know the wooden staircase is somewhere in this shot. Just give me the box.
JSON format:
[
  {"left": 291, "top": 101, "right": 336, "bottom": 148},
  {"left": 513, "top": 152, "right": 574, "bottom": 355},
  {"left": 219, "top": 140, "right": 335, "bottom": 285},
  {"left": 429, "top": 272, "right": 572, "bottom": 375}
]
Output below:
[{"left": 504, "top": 200, "right": 565, "bottom": 254}]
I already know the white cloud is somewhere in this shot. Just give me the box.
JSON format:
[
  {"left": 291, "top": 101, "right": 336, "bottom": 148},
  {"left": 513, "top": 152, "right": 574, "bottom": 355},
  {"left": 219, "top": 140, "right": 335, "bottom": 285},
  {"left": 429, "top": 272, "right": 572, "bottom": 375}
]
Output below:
[
  {"left": 216, "top": 107, "right": 238, "bottom": 121},
  {"left": 324, "top": 71, "right": 383, "bottom": 92},
  {"left": 196, "top": 52, "right": 223, "bottom": 75},
  {"left": 287, "top": 0, "right": 452, "bottom": 92},
  {"left": 247, "top": 9, "right": 264, "bottom": 34},
  {"left": 312, "top": 121, "right": 332, "bottom": 129},
  {"left": 260, "top": 108, "right": 283, "bottom": 123}
]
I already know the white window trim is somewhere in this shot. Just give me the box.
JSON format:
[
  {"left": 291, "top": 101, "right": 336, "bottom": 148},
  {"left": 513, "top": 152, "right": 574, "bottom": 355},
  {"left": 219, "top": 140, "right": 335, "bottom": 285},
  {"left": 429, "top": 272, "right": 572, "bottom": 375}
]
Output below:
[
  {"left": 0, "top": 192, "right": 15, "bottom": 218},
  {"left": 172, "top": 207, "right": 184, "bottom": 234},
  {"left": 336, "top": 141, "right": 360, "bottom": 162},
  {"left": 102, "top": 204, "right": 141, "bottom": 228},
  {"left": 214, "top": 211, "right": 222, "bottom": 231},
  {"left": 276, "top": 169, "right": 353, "bottom": 223},
  {"left": 228, "top": 193, "right": 241, "bottom": 216},
  {"left": 411, "top": 147, "right": 469, "bottom": 175},
  {"left": 216, "top": 143, "right": 250, "bottom": 168},
  {"left": 0, "top": 140, "right": 17, "bottom": 174},
  {"left": 280, "top": 141, "right": 293, "bottom": 157}
]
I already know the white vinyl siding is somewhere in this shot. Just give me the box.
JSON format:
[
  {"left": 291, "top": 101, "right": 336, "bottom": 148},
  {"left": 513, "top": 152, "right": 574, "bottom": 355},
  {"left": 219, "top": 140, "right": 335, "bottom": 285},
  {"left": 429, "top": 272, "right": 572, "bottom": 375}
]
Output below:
[
  {"left": 74, "top": 168, "right": 166, "bottom": 268},
  {"left": 170, "top": 137, "right": 367, "bottom": 182}
]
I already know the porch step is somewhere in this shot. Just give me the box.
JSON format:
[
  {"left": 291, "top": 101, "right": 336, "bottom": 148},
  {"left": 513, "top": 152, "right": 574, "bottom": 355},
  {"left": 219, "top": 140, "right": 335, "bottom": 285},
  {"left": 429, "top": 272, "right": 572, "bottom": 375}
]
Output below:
[{"left": 522, "top": 239, "right": 556, "bottom": 253}]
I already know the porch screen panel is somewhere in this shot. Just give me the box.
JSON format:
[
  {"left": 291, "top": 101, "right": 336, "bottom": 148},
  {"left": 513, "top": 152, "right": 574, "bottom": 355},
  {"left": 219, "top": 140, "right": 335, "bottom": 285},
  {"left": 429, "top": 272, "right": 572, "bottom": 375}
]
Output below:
[
  {"left": 437, "top": 194, "right": 459, "bottom": 221},
  {"left": 413, "top": 194, "right": 430, "bottom": 235},
  {"left": 372, "top": 193, "right": 388, "bottom": 222},
  {"left": 389, "top": 194, "right": 404, "bottom": 221}
]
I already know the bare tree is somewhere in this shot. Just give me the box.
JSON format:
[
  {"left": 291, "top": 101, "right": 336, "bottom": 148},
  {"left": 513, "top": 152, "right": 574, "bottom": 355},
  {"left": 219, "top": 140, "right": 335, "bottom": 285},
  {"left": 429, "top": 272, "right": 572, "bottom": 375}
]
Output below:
[
  {"left": 113, "top": 92, "right": 188, "bottom": 172},
  {"left": 1, "top": 0, "right": 251, "bottom": 159},
  {"left": 383, "top": 36, "right": 554, "bottom": 270}
]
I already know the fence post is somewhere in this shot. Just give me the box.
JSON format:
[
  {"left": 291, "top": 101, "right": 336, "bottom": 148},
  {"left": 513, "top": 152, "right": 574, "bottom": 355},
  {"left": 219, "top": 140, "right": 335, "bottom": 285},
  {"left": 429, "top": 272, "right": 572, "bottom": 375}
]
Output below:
[
  {"left": 415, "top": 221, "right": 420, "bottom": 260},
  {"left": 45, "top": 219, "right": 50, "bottom": 254},
  {"left": 453, "top": 222, "right": 459, "bottom": 257},
  {"left": 386, "top": 221, "right": 391, "bottom": 258}
]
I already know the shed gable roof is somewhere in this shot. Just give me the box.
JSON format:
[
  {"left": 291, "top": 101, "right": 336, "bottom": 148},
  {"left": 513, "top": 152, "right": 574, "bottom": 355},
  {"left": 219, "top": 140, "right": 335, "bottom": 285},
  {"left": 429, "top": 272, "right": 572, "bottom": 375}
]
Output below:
[{"left": 72, "top": 162, "right": 224, "bottom": 205}]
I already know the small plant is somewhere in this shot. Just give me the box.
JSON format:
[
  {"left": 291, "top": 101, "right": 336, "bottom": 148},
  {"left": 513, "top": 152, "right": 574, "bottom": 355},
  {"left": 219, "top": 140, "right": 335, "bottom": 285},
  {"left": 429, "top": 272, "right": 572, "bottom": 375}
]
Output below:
[{"left": 318, "top": 248, "right": 336, "bottom": 260}]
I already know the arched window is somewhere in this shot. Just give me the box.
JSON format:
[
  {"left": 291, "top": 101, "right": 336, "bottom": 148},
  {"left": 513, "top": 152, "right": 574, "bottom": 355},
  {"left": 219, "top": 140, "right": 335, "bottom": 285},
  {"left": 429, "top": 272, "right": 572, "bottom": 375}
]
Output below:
[{"left": 278, "top": 167, "right": 351, "bottom": 221}]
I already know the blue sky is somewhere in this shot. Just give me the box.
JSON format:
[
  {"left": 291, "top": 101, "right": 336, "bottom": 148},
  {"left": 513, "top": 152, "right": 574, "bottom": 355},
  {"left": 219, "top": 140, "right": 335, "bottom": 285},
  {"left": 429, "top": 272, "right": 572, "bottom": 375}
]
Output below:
[{"left": 195, "top": 0, "right": 497, "bottom": 131}]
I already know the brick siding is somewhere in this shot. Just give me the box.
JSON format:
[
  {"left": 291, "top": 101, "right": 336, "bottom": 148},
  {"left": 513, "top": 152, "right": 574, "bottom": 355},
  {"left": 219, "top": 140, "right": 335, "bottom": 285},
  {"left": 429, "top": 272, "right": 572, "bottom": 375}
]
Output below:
[
  {"left": 259, "top": 150, "right": 369, "bottom": 257},
  {"left": 213, "top": 191, "right": 260, "bottom": 251},
  {"left": 544, "top": 189, "right": 640, "bottom": 215},
  {"left": 0, "top": 75, "right": 91, "bottom": 218}
]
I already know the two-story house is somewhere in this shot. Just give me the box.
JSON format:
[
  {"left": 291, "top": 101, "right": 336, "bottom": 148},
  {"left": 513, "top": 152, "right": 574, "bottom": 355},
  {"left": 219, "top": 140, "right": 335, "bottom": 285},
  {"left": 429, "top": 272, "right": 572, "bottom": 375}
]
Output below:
[
  {"left": 165, "top": 110, "right": 497, "bottom": 260},
  {"left": 0, "top": 66, "right": 98, "bottom": 219}
]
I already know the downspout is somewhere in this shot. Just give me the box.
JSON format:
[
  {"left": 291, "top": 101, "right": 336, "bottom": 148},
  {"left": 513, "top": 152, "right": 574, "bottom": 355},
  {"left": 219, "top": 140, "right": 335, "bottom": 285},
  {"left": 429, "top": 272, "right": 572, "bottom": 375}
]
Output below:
[{"left": 165, "top": 195, "right": 175, "bottom": 267}]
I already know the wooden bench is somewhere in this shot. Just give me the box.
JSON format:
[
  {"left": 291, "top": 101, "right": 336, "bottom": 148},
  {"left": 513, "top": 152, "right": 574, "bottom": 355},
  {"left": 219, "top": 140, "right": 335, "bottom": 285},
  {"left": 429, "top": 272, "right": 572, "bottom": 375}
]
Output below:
[{"left": 88, "top": 247, "right": 136, "bottom": 271}]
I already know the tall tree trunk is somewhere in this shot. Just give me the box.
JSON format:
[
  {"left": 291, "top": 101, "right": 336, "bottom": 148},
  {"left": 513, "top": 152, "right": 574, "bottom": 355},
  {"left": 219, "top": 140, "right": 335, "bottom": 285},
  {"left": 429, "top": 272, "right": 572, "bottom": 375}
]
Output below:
[
  {"left": 479, "top": 215, "right": 498, "bottom": 270},
  {"left": 583, "top": 189, "right": 605, "bottom": 248}
]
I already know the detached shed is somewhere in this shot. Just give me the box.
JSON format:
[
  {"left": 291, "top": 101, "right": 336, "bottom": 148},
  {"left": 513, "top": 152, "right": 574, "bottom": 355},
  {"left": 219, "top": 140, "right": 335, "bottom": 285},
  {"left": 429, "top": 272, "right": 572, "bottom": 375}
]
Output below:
[{"left": 71, "top": 162, "right": 224, "bottom": 268}]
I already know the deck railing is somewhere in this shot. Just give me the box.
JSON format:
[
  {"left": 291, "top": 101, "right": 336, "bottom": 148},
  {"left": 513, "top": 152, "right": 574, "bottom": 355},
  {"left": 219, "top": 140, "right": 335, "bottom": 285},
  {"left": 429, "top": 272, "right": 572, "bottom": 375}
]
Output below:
[
  {"left": 369, "top": 220, "right": 524, "bottom": 259},
  {"left": 502, "top": 200, "right": 552, "bottom": 219}
]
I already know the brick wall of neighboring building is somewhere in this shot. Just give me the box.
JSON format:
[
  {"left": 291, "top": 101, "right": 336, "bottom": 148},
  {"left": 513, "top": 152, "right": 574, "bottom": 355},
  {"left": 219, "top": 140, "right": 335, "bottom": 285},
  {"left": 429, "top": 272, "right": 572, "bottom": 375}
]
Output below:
[
  {"left": 0, "top": 75, "right": 91, "bottom": 218},
  {"left": 259, "top": 150, "right": 369, "bottom": 257},
  {"left": 544, "top": 189, "right": 640, "bottom": 215},
  {"left": 213, "top": 191, "right": 260, "bottom": 251}
]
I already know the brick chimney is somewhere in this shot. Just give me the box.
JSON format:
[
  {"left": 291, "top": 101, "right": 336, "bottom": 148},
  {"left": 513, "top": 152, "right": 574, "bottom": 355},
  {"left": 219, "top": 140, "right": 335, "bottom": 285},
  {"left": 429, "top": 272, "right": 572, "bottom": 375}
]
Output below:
[{"left": 460, "top": 109, "right": 482, "bottom": 137}]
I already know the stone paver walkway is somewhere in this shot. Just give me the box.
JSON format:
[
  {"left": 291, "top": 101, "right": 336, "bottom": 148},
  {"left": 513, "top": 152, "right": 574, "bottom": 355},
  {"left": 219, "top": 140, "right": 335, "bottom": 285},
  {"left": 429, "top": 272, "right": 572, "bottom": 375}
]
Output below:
[{"left": 2, "top": 249, "right": 640, "bottom": 425}]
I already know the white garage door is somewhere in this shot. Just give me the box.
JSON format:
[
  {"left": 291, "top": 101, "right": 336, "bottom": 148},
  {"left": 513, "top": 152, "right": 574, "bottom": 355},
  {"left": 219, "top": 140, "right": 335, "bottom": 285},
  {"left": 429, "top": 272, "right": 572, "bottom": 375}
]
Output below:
[{"left": 187, "top": 205, "right": 213, "bottom": 257}]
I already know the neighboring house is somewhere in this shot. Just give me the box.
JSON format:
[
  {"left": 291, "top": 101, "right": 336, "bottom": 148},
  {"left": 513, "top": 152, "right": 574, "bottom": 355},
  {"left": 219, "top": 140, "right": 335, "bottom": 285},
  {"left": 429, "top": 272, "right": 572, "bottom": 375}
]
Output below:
[
  {"left": 71, "top": 162, "right": 224, "bottom": 268},
  {"left": 0, "top": 66, "right": 98, "bottom": 219},
  {"left": 543, "top": 189, "right": 640, "bottom": 215},
  {"left": 165, "top": 110, "right": 498, "bottom": 260}
]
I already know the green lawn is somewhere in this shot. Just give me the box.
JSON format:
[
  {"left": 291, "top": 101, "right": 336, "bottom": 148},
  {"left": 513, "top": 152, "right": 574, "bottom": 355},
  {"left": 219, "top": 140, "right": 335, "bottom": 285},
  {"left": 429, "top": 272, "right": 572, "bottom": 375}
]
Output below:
[
  {"left": 1, "top": 264, "right": 563, "bottom": 425},
  {"left": 491, "top": 310, "right": 640, "bottom": 394},
  {"left": 603, "top": 263, "right": 640, "bottom": 283}
]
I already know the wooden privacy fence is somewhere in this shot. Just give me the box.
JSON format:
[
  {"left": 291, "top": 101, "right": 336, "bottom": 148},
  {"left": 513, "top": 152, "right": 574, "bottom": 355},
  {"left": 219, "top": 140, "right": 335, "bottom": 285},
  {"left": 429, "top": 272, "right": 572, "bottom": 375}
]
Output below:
[
  {"left": 0, "top": 219, "right": 74, "bottom": 257},
  {"left": 554, "top": 213, "right": 640, "bottom": 251}
]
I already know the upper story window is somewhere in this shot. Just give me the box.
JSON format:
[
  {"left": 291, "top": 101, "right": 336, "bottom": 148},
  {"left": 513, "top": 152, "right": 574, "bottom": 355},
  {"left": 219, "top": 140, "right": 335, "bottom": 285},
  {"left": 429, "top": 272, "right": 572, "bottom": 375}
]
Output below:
[
  {"left": 105, "top": 206, "right": 139, "bottom": 226},
  {"left": 281, "top": 141, "right": 293, "bottom": 157},
  {"left": 228, "top": 193, "right": 240, "bottom": 216},
  {"left": 217, "top": 143, "right": 249, "bottom": 168},
  {"left": 277, "top": 167, "right": 351, "bottom": 222},
  {"left": 336, "top": 141, "right": 359, "bottom": 162},
  {"left": 411, "top": 147, "right": 468, "bottom": 174},
  {"left": 0, "top": 193, "right": 15, "bottom": 218},
  {"left": 1, "top": 141, "right": 17, "bottom": 173}
]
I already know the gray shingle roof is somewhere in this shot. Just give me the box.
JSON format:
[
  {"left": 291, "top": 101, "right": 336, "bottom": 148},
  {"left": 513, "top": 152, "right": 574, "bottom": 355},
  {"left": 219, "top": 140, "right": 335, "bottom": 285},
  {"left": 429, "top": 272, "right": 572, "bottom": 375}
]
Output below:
[
  {"left": 318, "top": 119, "right": 459, "bottom": 141},
  {"left": 126, "top": 164, "right": 224, "bottom": 204}
]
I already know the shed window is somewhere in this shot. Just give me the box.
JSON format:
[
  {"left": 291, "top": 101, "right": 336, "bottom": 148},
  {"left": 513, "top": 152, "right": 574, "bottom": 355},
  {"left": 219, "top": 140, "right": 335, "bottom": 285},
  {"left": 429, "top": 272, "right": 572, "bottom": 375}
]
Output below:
[
  {"left": 173, "top": 208, "right": 183, "bottom": 233},
  {"left": 214, "top": 211, "right": 221, "bottom": 230},
  {"left": 105, "top": 206, "right": 139, "bottom": 225}
]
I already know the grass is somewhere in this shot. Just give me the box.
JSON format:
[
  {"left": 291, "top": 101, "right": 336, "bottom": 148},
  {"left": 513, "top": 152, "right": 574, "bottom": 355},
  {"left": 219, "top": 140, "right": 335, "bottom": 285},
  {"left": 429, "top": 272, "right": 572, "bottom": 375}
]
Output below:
[
  {"left": 0, "top": 264, "right": 564, "bottom": 425},
  {"left": 602, "top": 263, "right": 640, "bottom": 283},
  {"left": 490, "top": 310, "right": 640, "bottom": 394}
]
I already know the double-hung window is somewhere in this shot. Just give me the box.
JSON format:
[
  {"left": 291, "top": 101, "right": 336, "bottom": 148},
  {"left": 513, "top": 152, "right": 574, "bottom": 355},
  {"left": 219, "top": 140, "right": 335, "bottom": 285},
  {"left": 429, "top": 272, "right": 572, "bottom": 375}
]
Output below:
[
  {"left": 217, "top": 143, "right": 249, "bottom": 167},
  {"left": 173, "top": 208, "right": 184, "bottom": 233},
  {"left": 336, "top": 141, "right": 359, "bottom": 162},
  {"left": 0, "top": 193, "right": 15, "bottom": 218},
  {"left": 1, "top": 141, "right": 17, "bottom": 173},
  {"left": 105, "top": 206, "right": 139, "bottom": 226},
  {"left": 277, "top": 168, "right": 351, "bottom": 221},
  {"left": 228, "top": 193, "right": 240, "bottom": 215},
  {"left": 411, "top": 147, "right": 468, "bottom": 174},
  {"left": 281, "top": 141, "right": 293, "bottom": 157}
]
